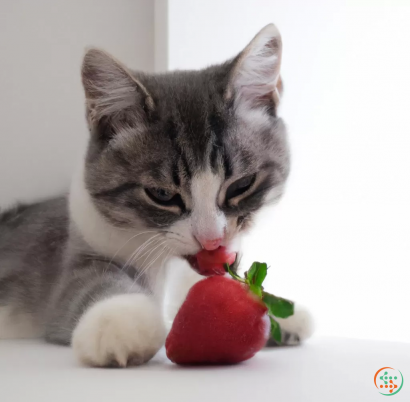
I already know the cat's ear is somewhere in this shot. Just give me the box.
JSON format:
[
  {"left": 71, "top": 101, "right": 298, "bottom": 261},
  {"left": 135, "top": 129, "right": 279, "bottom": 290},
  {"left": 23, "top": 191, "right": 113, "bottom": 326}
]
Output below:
[
  {"left": 226, "top": 24, "right": 282, "bottom": 115},
  {"left": 82, "top": 49, "right": 154, "bottom": 127}
]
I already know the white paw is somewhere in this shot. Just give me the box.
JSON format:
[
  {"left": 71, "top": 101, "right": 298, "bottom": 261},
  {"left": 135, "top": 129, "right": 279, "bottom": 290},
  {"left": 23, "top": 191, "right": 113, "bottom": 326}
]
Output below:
[
  {"left": 276, "top": 304, "right": 315, "bottom": 343},
  {"left": 72, "top": 294, "right": 165, "bottom": 367}
]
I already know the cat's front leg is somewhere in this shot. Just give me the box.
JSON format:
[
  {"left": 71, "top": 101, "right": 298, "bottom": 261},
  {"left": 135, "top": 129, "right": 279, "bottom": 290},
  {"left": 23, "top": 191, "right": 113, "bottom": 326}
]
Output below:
[
  {"left": 46, "top": 262, "right": 165, "bottom": 367},
  {"left": 72, "top": 293, "right": 165, "bottom": 367}
]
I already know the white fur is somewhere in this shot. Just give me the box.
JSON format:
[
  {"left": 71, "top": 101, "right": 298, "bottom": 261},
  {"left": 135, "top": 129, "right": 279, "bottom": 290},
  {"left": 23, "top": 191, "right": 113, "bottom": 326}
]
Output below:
[
  {"left": 161, "top": 170, "right": 236, "bottom": 256},
  {"left": 72, "top": 294, "right": 165, "bottom": 367},
  {"left": 276, "top": 304, "right": 315, "bottom": 343},
  {"left": 262, "top": 314, "right": 272, "bottom": 339},
  {"left": 70, "top": 163, "right": 170, "bottom": 296},
  {"left": 0, "top": 306, "right": 43, "bottom": 339},
  {"left": 163, "top": 258, "right": 203, "bottom": 331},
  {"left": 190, "top": 171, "right": 226, "bottom": 246},
  {"left": 70, "top": 164, "right": 143, "bottom": 263},
  {"left": 164, "top": 217, "right": 201, "bottom": 255}
]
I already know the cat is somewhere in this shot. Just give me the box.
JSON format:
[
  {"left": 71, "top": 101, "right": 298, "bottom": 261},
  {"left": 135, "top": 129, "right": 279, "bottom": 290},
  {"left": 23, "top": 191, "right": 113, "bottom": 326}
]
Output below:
[{"left": 0, "top": 24, "right": 312, "bottom": 367}]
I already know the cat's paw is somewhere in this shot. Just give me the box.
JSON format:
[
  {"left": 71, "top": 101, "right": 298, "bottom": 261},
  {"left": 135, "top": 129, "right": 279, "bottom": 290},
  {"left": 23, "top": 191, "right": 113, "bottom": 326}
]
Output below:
[
  {"left": 72, "top": 294, "right": 165, "bottom": 367},
  {"left": 267, "top": 304, "right": 314, "bottom": 347}
]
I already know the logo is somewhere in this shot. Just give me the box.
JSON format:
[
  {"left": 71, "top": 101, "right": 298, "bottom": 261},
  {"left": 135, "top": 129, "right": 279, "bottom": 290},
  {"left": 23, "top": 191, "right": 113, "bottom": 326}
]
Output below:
[{"left": 374, "top": 367, "right": 404, "bottom": 396}]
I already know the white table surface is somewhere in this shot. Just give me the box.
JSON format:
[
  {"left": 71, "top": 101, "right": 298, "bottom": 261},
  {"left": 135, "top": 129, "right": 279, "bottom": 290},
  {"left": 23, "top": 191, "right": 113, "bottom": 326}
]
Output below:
[{"left": 0, "top": 337, "right": 408, "bottom": 402}]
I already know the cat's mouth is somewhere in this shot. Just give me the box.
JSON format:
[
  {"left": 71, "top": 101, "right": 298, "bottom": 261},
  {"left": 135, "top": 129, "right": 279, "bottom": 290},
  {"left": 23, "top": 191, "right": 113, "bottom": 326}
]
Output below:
[{"left": 184, "top": 247, "right": 237, "bottom": 277}]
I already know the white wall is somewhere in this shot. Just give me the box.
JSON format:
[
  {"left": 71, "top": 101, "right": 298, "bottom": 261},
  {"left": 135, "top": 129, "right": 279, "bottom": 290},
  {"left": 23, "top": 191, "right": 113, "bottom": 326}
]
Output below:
[
  {"left": 165, "top": 0, "right": 410, "bottom": 342},
  {"left": 0, "top": 0, "right": 154, "bottom": 207}
]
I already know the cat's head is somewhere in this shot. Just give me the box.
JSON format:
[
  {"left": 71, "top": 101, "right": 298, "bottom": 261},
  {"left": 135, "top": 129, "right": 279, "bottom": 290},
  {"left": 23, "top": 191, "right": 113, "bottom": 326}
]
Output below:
[{"left": 81, "top": 24, "right": 289, "bottom": 264}]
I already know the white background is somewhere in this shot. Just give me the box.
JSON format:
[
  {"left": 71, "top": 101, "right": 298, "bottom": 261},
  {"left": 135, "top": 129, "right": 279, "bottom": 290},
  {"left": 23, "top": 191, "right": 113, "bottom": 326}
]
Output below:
[{"left": 1, "top": 0, "right": 409, "bottom": 343}]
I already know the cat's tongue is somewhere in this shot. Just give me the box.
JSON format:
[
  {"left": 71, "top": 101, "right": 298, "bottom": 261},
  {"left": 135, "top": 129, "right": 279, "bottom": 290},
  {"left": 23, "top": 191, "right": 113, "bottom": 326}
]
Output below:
[{"left": 187, "top": 247, "right": 236, "bottom": 277}]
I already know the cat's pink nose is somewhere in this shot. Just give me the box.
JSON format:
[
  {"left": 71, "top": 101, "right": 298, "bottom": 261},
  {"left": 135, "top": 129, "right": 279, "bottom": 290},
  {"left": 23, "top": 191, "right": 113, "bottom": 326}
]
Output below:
[{"left": 198, "top": 237, "right": 223, "bottom": 251}]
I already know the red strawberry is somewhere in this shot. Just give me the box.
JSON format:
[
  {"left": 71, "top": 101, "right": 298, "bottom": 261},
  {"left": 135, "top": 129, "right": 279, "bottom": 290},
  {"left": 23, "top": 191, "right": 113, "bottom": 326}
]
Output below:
[
  {"left": 166, "top": 262, "right": 295, "bottom": 365},
  {"left": 186, "top": 246, "right": 236, "bottom": 276},
  {"left": 165, "top": 275, "right": 270, "bottom": 365}
]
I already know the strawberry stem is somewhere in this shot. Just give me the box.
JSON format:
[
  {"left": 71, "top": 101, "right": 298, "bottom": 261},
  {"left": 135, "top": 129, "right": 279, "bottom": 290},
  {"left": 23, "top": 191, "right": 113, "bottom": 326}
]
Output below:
[
  {"left": 223, "top": 263, "right": 246, "bottom": 282},
  {"left": 223, "top": 260, "right": 295, "bottom": 344}
]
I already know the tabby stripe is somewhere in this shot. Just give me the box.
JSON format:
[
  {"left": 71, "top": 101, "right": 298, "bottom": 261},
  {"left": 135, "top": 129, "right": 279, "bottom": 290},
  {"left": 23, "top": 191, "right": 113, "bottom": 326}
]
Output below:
[
  {"left": 223, "top": 150, "right": 233, "bottom": 179},
  {"left": 171, "top": 160, "right": 181, "bottom": 186},
  {"left": 91, "top": 182, "right": 138, "bottom": 198}
]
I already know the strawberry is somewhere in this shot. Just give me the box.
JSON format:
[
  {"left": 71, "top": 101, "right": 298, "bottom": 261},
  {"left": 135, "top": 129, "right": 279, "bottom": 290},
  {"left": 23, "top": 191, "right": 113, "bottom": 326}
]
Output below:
[
  {"left": 166, "top": 262, "right": 294, "bottom": 365},
  {"left": 186, "top": 246, "right": 236, "bottom": 276},
  {"left": 166, "top": 275, "right": 269, "bottom": 364}
]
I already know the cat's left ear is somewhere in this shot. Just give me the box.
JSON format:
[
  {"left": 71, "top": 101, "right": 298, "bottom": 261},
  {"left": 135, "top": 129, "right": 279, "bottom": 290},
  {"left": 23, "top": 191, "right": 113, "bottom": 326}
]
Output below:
[
  {"left": 226, "top": 24, "right": 282, "bottom": 115},
  {"left": 82, "top": 49, "right": 155, "bottom": 127}
]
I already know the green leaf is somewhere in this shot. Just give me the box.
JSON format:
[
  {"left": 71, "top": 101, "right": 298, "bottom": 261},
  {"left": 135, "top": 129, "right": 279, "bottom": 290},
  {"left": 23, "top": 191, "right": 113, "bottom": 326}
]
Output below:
[
  {"left": 249, "top": 283, "right": 262, "bottom": 298},
  {"left": 254, "top": 263, "right": 267, "bottom": 287},
  {"left": 246, "top": 262, "right": 268, "bottom": 287},
  {"left": 246, "top": 262, "right": 259, "bottom": 284},
  {"left": 262, "top": 291, "right": 294, "bottom": 318},
  {"left": 270, "top": 316, "right": 282, "bottom": 343}
]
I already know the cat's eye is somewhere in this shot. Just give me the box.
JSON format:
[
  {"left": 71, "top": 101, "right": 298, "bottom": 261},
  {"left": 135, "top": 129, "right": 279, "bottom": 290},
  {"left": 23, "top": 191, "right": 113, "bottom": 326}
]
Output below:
[
  {"left": 225, "top": 174, "right": 256, "bottom": 200},
  {"left": 145, "top": 188, "right": 186, "bottom": 212},
  {"left": 145, "top": 188, "right": 174, "bottom": 204}
]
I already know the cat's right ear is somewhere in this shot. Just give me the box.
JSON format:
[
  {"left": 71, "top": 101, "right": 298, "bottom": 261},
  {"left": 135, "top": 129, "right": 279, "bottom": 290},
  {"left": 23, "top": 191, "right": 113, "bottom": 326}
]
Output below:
[
  {"left": 81, "top": 49, "right": 154, "bottom": 135},
  {"left": 226, "top": 24, "right": 283, "bottom": 116}
]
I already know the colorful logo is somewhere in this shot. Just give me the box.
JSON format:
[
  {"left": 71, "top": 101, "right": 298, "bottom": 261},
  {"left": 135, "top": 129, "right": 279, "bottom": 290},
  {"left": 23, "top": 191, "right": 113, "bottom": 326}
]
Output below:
[{"left": 374, "top": 367, "right": 404, "bottom": 396}]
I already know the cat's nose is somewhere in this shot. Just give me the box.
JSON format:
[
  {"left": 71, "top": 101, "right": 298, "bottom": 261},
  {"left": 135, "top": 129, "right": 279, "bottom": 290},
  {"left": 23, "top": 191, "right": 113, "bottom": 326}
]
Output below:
[{"left": 197, "top": 237, "right": 223, "bottom": 251}]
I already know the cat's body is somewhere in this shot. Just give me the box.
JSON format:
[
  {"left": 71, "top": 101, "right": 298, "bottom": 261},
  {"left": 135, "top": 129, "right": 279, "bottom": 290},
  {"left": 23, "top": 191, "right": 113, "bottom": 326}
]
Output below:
[{"left": 0, "top": 24, "right": 312, "bottom": 367}]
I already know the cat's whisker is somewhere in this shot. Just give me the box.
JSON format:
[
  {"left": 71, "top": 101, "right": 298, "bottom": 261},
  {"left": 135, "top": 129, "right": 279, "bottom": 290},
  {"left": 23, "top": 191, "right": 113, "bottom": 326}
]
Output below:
[
  {"left": 142, "top": 246, "right": 169, "bottom": 276},
  {"left": 144, "top": 246, "right": 173, "bottom": 293},
  {"left": 121, "top": 238, "right": 155, "bottom": 272},
  {"left": 127, "top": 235, "right": 166, "bottom": 269},
  {"left": 125, "top": 237, "right": 165, "bottom": 273},
  {"left": 132, "top": 237, "right": 165, "bottom": 263},
  {"left": 137, "top": 240, "right": 168, "bottom": 270},
  {"left": 129, "top": 243, "right": 169, "bottom": 291},
  {"left": 126, "top": 239, "right": 165, "bottom": 283},
  {"left": 161, "top": 230, "right": 183, "bottom": 238},
  {"left": 108, "top": 230, "right": 159, "bottom": 270},
  {"left": 121, "top": 233, "right": 163, "bottom": 272}
]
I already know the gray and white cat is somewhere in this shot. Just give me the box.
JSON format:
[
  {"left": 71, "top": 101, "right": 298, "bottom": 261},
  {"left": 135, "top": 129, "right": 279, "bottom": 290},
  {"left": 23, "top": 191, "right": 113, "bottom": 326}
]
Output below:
[{"left": 0, "top": 24, "right": 312, "bottom": 367}]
